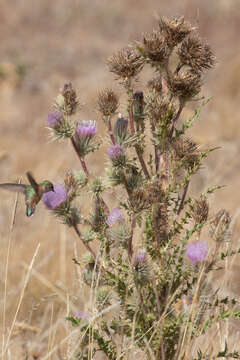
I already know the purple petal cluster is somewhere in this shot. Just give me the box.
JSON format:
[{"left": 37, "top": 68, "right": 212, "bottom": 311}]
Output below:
[
  {"left": 106, "top": 207, "right": 124, "bottom": 226},
  {"left": 185, "top": 240, "right": 208, "bottom": 264},
  {"left": 76, "top": 121, "right": 97, "bottom": 138},
  {"left": 76, "top": 311, "right": 89, "bottom": 321},
  {"left": 107, "top": 144, "right": 125, "bottom": 159},
  {"left": 42, "top": 184, "right": 67, "bottom": 209},
  {"left": 47, "top": 111, "right": 63, "bottom": 128},
  {"left": 135, "top": 250, "right": 147, "bottom": 264}
]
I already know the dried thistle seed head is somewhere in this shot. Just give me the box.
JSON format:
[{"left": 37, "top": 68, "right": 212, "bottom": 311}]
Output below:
[
  {"left": 159, "top": 16, "right": 194, "bottom": 48},
  {"left": 145, "top": 180, "right": 164, "bottom": 204},
  {"left": 146, "top": 94, "right": 175, "bottom": 125},
  {"left": 142, "top": 30, "right": 170, "bottom": 64},
  {"left": 107, "top": 46, "right": 144, "bottom": 79},
  {"left": 192, "top": 196, "right": 209, "bottom": 224},
  {"left": 178, "top": 36, "right": 215, "bottom": 73},
  {"left": 98, "top": 88, "right": 119, "bottom": 117},
  {"left": 64, "top": 170, "right": 79, "bottom": 199},
  {"left": 168, "top": 71, "right": 201, "bottom": 100},
  {"left": 148, "top": 75, "right": 162, "bottom": 92},
  {"left": 172, "top": 137, "right": 200, "bottom": 170},
  {"left": 60, "top": 82, "right": 79, "bottom": 115},
  {"left": 210, "top": 209, "right": 232, "bottom": 242},
  {"left": 91, "top": 197, "right": 107, "bottom": 231},
  {"left": 130, "top": 188, "right": 151, "bottom": 212}
]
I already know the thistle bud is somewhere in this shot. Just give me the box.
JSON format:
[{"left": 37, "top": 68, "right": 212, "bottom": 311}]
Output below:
[
  {"left": 114, "top": 115, "right": 129, "bottom": 144},
  {"left": 132, "top": 91, "right": 145, "bottom": 132}
]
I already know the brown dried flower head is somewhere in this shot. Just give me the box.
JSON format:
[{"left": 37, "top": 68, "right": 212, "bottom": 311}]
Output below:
[
  {"left": 98, "top": 88, "right": 119, "bottom": 117},
  {"left": 168, "top": 71, "right": 201, "bottom": 100},
  {"left": 64, "top": 170, "right": 79, "bottom": 200},
  {"left": 107, "top": 46, "right": 144, "bottom": 79},
  {"left": 146, "top": 94, "right": 175, "bottom": 126},
  {"left": 159, "top": 16, "right": 194, "bottom": 49},
  {"left": 142, "top": 30, "right": 170, "bottom": 64},
  {"left": 130, "top": 188, "right": 152, "bottom": 213},
  {"left": 210, "top": 209, "right": 232, "bottom": 242},
  {"left": 173, "top": 137, "right": 200, "bottom": 170},
  {"left": 178, "top": 36, "right": 215, "bottom": 73},
  {"left": 147, "top": 75, "right": 163, "bottom": 92},
  {"left": 61, "top": 82, "right": 79, "bottom": 115},
  {"left": 192, "top": 196, "right": 209, "bottom": 224}
]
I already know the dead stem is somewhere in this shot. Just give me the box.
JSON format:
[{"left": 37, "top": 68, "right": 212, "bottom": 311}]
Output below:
[{"left": 177, "top": 180, "right": 189, "bottom": 216}]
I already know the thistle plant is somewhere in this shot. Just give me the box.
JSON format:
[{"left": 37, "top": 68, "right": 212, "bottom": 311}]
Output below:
[{"left": 43, "top": 16, "right": 240, "bottom": 359}]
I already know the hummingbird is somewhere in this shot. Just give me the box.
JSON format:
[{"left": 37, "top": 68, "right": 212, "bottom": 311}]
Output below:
[{"left": 0, "top": 171, "right": 54, "bottom": 217}]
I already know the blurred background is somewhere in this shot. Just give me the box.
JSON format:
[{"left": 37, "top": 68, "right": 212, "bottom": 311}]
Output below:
[{"left": 0, "top": 0, "right": 240, "bottom": 358}]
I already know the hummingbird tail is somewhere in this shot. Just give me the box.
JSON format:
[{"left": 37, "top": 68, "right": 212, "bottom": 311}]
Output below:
[{"left": 26, "top": 206, "right": 34, "bottom": 217}]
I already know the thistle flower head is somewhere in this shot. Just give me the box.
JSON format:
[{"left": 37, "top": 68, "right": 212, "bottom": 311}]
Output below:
[
  {"left": 186, "top": 240, "right": 208, "bottom": 264},
  {"left": 107, "top": 46, "right": 144, "bottom": 80},
  {"left": 142, "top": 30, "right": 170, "bottom": 64},
  {"left": 107, "top": 144, "right": 126, "bottom": 167},
  {"left": 74, "top": 121, "right": 98, "bottom": 157},
  {"left": 178, "top": 36, "right": 215, "bottom": 73},
  {"left": 168, "top": 71, "right": 201, "bottom": 101},
  {"left": 76, "top": 312, "right": 89, "bottom": 321},
  {"left": 98, "top": 89, "right": 119, "bottom": 117},
  {"left": 159, "top": 16, "right": 194, "bottom": 49},
  {"left": 106, "top": 207, "right": 124, "bottom": 227},
  {"left": 134, "top": 249, "right": 150, "bottom": 284},
  {"left": 42, "top": 184, "right": 67, "bottom": 210},
  {"left": 76, "top": 121, "right": 97, "bottom": 138},
  {"left": 134, "top": 249, "right": 147, "bottom": 264},
  {"left": 47, "top": 111, "right": 63, "bottom": 128}
]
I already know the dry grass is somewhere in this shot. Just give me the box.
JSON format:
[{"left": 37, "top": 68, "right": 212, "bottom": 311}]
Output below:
[{"left": 0, "top": 0, "right": 240, "bottom": 358}]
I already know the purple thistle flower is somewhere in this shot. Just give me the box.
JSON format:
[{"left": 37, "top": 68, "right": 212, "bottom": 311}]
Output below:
[
  {"left": 76, "top": 311, "right": 89, "bottom": 321},
  {"left": 135, "top": 250, "right": 147, "bottom": 264},
  {"left": 47, "top": 111, "right": 63, "bottom": 128},
  {"left": 42, "top": 184, "right": 67, "bottom": 209},
  {"left": 76, "top": 120, "right": 97, "bottom": 138},
  {"left": 106, "top": 207, "right": 124, "bottom": 226},
  {"left": 107, "top": 144, "right": 125, "bottom": 159},
  {"left": 185, "top": 240, "right": 208, "bottom": 264}
]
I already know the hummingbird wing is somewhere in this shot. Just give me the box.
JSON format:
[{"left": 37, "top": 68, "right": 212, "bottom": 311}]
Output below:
[
  {"left": 26, "top": 171, "right": 39, "bottom": 194},
  {"left": 0, "top": 183, "right": 27, "bottom": 193}
]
